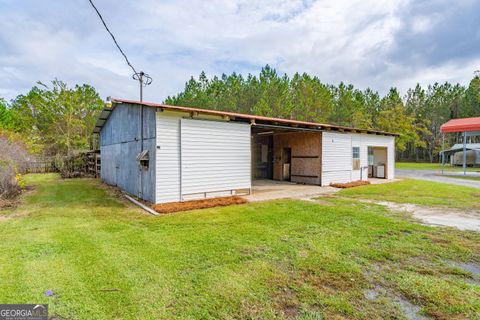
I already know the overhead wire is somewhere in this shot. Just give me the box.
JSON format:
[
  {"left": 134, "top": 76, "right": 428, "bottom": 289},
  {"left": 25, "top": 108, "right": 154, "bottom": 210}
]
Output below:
[{"left": 87, "top": 0, "right": 152, "bottom": 87}]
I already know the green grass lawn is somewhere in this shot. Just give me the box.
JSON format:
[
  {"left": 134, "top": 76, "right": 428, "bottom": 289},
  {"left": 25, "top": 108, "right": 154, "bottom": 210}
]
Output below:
[
  {"left": 396, "top": 161, "right": 478, "bottom": 172},
  {"left": 1, "top": 174, "right": 479, "bottom": 319},
  {"left": 339, "top": 179, "right": 480, "bottom": 210}
]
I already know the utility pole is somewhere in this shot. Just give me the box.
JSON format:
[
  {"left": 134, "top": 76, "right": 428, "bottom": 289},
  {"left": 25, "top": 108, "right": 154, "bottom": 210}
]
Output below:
[
  {"left": 132, "top": 71, "right": 152, "bottom": 198},
  {"left": 133, "top": 71, "right": 152, "bottom": 102}
]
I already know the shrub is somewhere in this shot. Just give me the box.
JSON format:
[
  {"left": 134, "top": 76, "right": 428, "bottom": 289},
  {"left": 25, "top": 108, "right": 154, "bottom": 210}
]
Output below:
[
  {"left": 0, "top": 131, "right": 29, "bottom": 200},
  {"left": 0, "top": 165, "right": 20, "bottom": 199}
]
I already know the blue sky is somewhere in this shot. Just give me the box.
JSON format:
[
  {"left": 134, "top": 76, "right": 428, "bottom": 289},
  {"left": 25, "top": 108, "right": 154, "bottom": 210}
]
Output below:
[{"left": 0, "top": 0, "right": 479, "bottom": 102}]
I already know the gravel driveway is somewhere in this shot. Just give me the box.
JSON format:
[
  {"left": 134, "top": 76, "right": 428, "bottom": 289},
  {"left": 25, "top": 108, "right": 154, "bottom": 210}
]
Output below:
[{"left": 396, "top": 169, "right": 480, "bottom": 188}]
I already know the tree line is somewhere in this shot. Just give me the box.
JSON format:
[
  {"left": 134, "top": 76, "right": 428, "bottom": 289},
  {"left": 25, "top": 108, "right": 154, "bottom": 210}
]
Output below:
[
  {"left": 166, "top": 66, "right": 480, "bottom": 162},
  {"left": 0, "top": 80, "right": 103, "bottom": 156},
  {"left": 1, "top": 67, "right": 479, "bottom": 161},
  {"left": 0, "top": 81, "right": 103, "bottom": 201}
]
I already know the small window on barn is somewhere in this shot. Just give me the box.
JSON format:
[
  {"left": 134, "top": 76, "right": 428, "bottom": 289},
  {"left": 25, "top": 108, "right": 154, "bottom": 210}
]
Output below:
[
  {"left": 137, "top": 150, "right": 149, "bottom": 169},
  {"left": 352, "top": 147, "right": 360, "bottom": 170}
]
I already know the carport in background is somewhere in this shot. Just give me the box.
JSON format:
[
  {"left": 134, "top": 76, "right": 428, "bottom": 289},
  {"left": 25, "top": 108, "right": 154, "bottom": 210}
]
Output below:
[{"left": 440, "top": 117, "right": 480, "bottom": 175}]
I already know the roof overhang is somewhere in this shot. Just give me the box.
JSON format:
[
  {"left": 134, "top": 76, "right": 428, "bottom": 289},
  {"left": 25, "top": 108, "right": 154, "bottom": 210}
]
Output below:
[
  {"left": 442, "top": 147, "right": 480, "bottom": 156},
  {"left": 93, "top": 106, "right": 115, "bottom": 133},
  {"left": 92, "top": 98, "right": 399, "bottom": 137}
]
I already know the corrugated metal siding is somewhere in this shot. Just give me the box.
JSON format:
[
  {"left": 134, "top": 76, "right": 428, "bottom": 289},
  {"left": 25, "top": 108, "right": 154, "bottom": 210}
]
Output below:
[
  {"left": 155, "top": 112, "right": 181, "bottom": 203},
  {"left": 180, "top": 118, "right": 251, "bottom": 199},
  {"left": 322, "top": 132, "right": 395, "bottom": 186},
  {"left": 100, "top": 143, "right": 120, "bottom": 186},
  {"left": 99, "top": 104, "right": 156, "bottom": 203}
]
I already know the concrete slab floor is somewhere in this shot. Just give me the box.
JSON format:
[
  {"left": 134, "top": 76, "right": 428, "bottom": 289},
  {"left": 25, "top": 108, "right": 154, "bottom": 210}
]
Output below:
[
  {"left": 245, "top": 179, "right": 398, "bottom": 202},
  {"left": 245, "top": 179, "right": 339, "bottom": 202}
]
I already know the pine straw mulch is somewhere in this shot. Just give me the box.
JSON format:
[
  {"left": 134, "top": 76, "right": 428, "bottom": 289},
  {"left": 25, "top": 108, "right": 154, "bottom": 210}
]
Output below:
[
  {"left": 330, "top": 180, "right": 371, "bottom": 189},
  {"left": 153, "top": 196, "right": 248, "bottom": 214}
]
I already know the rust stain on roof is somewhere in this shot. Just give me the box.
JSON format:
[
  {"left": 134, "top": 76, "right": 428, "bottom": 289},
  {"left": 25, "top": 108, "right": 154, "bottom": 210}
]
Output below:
[{"left": 93, "top": 98, "right": 398, "bottom": 136}]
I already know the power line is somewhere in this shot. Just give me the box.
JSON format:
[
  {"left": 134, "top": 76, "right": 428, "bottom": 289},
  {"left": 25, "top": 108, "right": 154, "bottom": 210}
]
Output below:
[
  {"left": 87, "top": 0, "right": 138, "bottom": 75},
  {"left": 87, "top": 0, "right": 152, "bottom": 101}
]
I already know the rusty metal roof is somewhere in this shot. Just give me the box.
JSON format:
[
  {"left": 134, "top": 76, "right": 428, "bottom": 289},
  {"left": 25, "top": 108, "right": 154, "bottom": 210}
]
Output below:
[{"left": 93, "top": 98, "right": 398, "bottom": 136}]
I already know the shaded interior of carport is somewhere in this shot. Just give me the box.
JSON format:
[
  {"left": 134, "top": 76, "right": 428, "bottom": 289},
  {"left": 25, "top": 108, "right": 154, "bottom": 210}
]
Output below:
[{"left": 252, "top": 125, "right": 323, "bottom": 185}]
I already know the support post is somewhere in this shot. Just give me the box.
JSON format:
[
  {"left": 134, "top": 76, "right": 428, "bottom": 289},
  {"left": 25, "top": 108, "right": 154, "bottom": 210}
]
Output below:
[
  {"left": 441, "top": 133, "right": 445, "bottom": 175},
  {"left": 139, "top": 72, "right": 144, "bottom": 102},
  {"left": 463, "top": 131, "right": 467, "bottom": 176},
  {"left": 139, "top": 72, "right": 144, "bottom": 198}
]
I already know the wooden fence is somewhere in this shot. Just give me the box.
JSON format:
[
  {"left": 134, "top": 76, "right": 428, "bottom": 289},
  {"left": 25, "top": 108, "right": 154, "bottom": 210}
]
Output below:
[
  {"left": 60, "top": 150, "right": 101, "bottom": 178},
  {"left": 24, "top": 151, "right": 101, "bottom": 177},
  {"left": 25, "top": 157, "right": 58, "bottom": 173},
  {"left": 87, "top": 150, "right": 101, "bottom": 178}
]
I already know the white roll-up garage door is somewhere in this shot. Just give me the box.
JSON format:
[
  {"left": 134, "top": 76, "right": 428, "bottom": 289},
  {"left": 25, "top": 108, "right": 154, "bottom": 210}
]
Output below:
[
  {"left": 321, "top": 131, "right": 353, "bottom": 185},
  {"left": 180, "top": 118, "right": 251, "bottom": 200}
]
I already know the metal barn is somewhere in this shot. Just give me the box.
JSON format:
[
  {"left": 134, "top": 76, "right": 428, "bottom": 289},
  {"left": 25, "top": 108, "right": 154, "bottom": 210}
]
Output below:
[{"left": 94, "top": 99, "right": 397, "bottom": 204}]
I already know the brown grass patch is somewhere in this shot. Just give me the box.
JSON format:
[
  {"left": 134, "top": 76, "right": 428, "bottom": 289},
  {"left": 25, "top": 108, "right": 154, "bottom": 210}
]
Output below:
[
  {"left": 153, "top": 196, "right": 247, "bottom": 214},
  {"left": 272, "top": 286, "right": 300, "bottom": 319},
  {"left": 330, "top": 180, "right": 370, "bottom": 189},
  {"left": 0, "top": 198, "right": 16, "bottom": 209}
]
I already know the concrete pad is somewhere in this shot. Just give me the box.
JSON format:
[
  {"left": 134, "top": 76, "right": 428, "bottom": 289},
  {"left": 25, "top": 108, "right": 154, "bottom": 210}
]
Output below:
[
  {"left": 246, "top": 179, "right": 398, "bottom": 202},
  {"left": 246, "top": 179, "right": 339, "bottom": 202}
]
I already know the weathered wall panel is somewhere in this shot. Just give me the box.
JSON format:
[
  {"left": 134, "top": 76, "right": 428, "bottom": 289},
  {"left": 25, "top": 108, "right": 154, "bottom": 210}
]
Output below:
[{"left": 100, "top": 103, "right": 156, "bottom": 202}]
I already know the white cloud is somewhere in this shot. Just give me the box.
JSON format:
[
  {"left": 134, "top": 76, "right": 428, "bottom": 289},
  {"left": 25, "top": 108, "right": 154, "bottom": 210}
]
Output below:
[{"left": 411, "top": 16, "right": 435, "bottom": 33}]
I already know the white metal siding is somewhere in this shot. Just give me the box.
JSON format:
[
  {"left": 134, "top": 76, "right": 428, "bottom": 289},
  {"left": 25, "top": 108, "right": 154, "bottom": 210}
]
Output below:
[
  {"left": 180, "top": 118, "right": 251, "bottom": 199},
  {"left": 322, "top": 132, "right": 395, "bottom": 186},
  {"left": 322, "top": 132, "right": 352, "bottom": 184},
  {"left": 155, "top": 112, "right": 181, "bottom": 203}
]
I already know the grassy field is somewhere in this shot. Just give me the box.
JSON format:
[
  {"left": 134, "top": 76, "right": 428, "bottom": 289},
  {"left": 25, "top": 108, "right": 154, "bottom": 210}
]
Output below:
[
  {"left": 0, "top": 174, "right": 479, "bottom": 319},
  {"left": 339, "top": 179, "right": 480, "bottom": 210},
  {"left": 396, "top": 161, "right": 478, "bottom": 172}
]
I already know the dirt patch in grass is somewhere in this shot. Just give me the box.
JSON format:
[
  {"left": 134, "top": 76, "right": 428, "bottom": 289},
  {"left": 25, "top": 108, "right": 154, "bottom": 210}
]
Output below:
[
  {"left": 153, "top": 196, "right": 247, "bottom": 214},
  {"left": 330, "top": 180, "right": 370, "bottom": 188},
  {"left": 357, "top": 199, "right": 480, "bottom": 231},
  {"left": 273, "top": 286, "right": 300, "bottom": 319}
]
